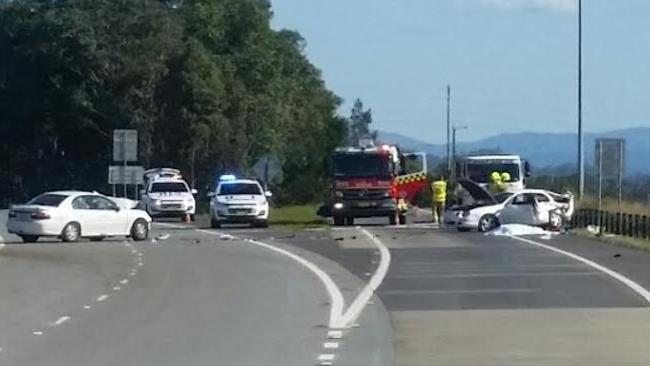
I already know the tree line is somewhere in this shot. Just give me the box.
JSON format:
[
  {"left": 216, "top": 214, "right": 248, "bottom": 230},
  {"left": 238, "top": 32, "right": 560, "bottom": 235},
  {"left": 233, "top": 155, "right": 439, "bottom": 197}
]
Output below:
[{"left": 0, "top": 0, "right": 347, "bottom": 205}]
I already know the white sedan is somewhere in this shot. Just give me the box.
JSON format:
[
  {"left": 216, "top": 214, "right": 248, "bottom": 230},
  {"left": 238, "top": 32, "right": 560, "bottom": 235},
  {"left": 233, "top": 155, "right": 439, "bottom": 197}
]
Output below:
[
  {"left": 6, "top": 191, "right": 152, "bottom": 243},
  {"left": 454, "top": 180, "right": 574, "bottom": 232}
]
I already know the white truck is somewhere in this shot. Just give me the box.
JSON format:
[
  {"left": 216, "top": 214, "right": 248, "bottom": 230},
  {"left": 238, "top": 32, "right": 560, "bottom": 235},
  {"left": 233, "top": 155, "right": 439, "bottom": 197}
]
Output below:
[
  {"left": 455, "top": 154, "right": 530, "bottom": 192},
  {"left": 140, "top": 168, "right": 197, "bottom": 221}
]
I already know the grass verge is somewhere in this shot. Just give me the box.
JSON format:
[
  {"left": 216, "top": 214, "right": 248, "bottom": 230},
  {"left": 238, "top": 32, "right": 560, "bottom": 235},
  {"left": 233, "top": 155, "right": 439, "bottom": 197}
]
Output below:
[
  {"left": 573, "top": 228, "right": 650, "bottom": 252},
  {"left": 269, "top": 204, "right": 327, "bottom": 228}
]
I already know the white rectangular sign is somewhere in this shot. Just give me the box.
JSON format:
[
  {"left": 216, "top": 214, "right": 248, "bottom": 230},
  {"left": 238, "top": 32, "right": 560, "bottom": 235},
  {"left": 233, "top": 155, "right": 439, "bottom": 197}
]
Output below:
[
  {"left": 108, "top": 166, "right": 144, "bottom": 185},
  {"left": 113, "top": 129, "right": 138, "bottom": 162}
]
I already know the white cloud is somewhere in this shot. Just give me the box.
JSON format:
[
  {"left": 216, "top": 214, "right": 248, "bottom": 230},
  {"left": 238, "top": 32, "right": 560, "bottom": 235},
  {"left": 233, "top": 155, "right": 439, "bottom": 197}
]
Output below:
[{"left": 482, "top": 0, "right": 577, "bottom": 12}]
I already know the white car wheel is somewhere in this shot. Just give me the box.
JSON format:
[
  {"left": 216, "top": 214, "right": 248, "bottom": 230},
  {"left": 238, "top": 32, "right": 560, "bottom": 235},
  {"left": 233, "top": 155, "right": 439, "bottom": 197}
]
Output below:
[
  {"left": 131, "top": 219, "right": 149, "bottom": 241},
  {"left": 61, "top": 222, "right": 81, "bottom": 242},
  {"left": 478, "top": 214, "right": 499, "bottom": 232}
]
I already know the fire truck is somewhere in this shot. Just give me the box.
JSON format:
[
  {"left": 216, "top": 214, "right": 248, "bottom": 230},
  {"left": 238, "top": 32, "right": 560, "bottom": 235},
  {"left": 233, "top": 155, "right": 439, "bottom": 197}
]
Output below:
[{"left": 322, "top": 142, "right": 428, "bottom": 226}]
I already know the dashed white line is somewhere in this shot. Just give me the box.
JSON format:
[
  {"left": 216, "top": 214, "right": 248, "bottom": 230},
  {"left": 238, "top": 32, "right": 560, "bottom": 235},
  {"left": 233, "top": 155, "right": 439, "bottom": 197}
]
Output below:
[
  {"left": 120, "top": 279, "right": 129, "bottom": 285},
  {"left": 318, "top": 354, "right": 335, "bottom": 362},
  {"left": 327, "top": 330, "right": 343, "bottom": 339},
  {"left": 323, "top": 342, "right": 339, "bottom": 349},
  {"left": 50, "top": 316, "right": 71, "bottom": 327},
  {"left": 113, "top": 286, "right": 121, "bottom": 291},
  {"left": 96, "top": 294, "right": 109, "bottom": 302},
  {"left": 129, "top": 272, "right": 137, "bottom": 276},
  {"left": 83, "top": 305, "right": 91, "bottom": 310},
  {"left": 511, "top": 235, "right": 650, "bottom": 304},
  {"left": 137, "top": 262, "right": 144, "bottom": 266},
  {"left": 32, "top": 331, "right": 43, "bottom": 336}
]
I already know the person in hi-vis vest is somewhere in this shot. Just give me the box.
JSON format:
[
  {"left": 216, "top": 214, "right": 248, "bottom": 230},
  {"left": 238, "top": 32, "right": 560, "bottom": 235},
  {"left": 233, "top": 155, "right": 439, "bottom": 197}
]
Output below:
[{"left": 431, "top": 176, "right": 447, "bottom": 224}]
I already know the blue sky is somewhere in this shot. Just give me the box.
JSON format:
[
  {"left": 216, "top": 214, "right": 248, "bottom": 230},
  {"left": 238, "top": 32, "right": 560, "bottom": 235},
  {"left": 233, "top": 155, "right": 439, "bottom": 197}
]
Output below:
[{"left": 270, "top": 0, "right": 650, "bottom": 144}]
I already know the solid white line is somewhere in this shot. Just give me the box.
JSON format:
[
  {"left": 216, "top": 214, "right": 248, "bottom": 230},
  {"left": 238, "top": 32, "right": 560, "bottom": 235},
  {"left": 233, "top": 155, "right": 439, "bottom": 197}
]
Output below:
[
  {"left": 50, "top": 316, "right": 70, "bottom": 327},
  {"left": 510, "top": 235, "right": 650, "bottom": 304},
  {"left": 323, "top": 342, "right": 339, "bottom": 349},
  {"left": 336, "top": 228, "right": 391, "bottom": 327},
  {"left": 96, "top": 294, "right": 109, "bottom": 302},
  {"left": 196, "top": 229, "right": 345, "bottom": 329}
]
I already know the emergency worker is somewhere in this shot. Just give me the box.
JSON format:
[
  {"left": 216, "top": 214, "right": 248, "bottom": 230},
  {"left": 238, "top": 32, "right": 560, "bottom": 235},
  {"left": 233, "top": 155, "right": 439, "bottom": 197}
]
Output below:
[
  {"left": 488, "top": 171, "right": 502, "bottom": 194},
  {"left": 431, "top": 176, "right": 447, "bottom": 224}
]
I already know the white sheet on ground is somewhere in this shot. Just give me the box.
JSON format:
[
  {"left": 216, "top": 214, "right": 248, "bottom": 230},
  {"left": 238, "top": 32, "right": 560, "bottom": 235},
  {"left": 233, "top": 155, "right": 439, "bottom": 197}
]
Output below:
[{"left": 486, "top": 224, "right": 557, "bottom": 237}]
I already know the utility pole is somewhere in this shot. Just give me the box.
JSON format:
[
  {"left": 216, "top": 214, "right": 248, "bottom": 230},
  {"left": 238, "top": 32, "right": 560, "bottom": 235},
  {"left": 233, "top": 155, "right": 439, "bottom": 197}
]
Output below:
[
  {"left": 577, "top": 0, "right": 585, "bottom": 199},
  {"left": 446, "top": 85, "right": 451, "bottom": 173}
]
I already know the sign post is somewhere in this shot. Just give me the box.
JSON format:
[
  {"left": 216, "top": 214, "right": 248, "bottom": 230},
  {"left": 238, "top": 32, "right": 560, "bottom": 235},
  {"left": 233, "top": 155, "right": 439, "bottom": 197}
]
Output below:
[
  {"left": 112, "top": 129, "right": 139, "bottom": 199},
  {"left": 595, "top": 138, "right": 625, "bottom": 216}
]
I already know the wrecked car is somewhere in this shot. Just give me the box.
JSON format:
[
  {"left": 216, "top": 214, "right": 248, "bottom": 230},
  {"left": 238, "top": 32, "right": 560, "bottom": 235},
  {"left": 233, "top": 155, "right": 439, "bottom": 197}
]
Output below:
[{"left": 452, "top": 179, "right": 574, "bottom": 232}]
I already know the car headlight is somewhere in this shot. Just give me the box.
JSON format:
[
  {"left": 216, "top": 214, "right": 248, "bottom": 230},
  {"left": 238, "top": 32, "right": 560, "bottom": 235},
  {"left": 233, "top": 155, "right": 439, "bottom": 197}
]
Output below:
[
  {"left": 334, "top": 191, "right": 344, "bottom": 198},
  {"left": 334, "top": 202, "right": 344, "bottom": 210},
  {"left": 154, "top": 199, "right": 161, "bottom": 206}
]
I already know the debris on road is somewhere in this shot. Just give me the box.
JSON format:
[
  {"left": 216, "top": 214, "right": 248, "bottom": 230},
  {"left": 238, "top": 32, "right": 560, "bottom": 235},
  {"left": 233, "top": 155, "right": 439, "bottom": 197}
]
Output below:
[
  {"left": 334, "top": 237, "right": 344, "bottom": 241},
  {"left": 156, "top": 234, "right": 171, "bottom": 241},
  {"left": 220, "top": 234, "right": 235, "bottom": 240}
]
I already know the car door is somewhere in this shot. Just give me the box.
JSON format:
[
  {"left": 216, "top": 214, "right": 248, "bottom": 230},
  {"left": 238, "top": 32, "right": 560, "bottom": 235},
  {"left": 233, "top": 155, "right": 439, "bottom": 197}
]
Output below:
[
  {"left": 71, "top": 196, "right": 103, "bottom": 236},
  {"left": 532, "top": 193, "right": 554, "bottom": 225},
  {"left": 90, "top": 196, "right": 128, "bottom": 236},
  {"left": 499, "top": 193, "right": 536, "bottom": 225}
]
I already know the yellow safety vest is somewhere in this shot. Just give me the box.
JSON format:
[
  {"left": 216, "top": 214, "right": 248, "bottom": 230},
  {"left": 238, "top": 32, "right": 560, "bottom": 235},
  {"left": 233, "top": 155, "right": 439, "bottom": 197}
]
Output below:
[{"left": 431, "top": 180, "right": 447, "bottom": 203}]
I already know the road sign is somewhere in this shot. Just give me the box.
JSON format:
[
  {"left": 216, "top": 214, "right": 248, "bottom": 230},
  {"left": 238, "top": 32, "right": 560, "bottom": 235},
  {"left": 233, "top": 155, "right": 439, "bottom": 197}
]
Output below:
[
  {"left": 595, "top": 138, "right": 625, "bottom": 211},
  {"left": 595, "top": 138, "right": 625, "bottom": 180},
  {"left": 108, "top": 166, "right": 145, "bottom": 185},
  {"left": 113, "top": 129, "right": 138, "bottom": 162}
]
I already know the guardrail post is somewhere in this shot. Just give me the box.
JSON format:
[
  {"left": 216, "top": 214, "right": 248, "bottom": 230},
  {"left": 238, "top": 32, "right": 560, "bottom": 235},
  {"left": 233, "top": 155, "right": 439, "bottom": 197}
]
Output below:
[
  {"left": 615, "top": 213, "right": 621, "bottom": 235},
  {"left": 643, "top": 215, "right": 649, "bottom": 239},
  {"left": 621, "top": 214, "right": 628, "bottom": 236},
  {"left": 629, "top": 214, "right": 635, "bottom": 237},
  {"left": 634, "top": 214, "right": 641, "bottom": 238}
]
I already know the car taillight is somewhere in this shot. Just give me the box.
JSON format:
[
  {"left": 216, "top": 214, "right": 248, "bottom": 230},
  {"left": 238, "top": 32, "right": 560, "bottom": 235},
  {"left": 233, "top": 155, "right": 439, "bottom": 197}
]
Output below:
[
  {"left": 8, "top": 211, "right": 16, "bottom": 218},
  {"left": 30, "top": 212, "right": 51, "bottom": 220}
]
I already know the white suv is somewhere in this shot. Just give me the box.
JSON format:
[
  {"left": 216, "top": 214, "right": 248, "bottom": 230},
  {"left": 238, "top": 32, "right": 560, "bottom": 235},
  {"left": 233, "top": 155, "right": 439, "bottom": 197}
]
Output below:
[
  {"left": 209, "top": 177, "right": 271, "bottom": 228},
  {"left": 141, "top": 170, "right": 197, "bottom": 221}
]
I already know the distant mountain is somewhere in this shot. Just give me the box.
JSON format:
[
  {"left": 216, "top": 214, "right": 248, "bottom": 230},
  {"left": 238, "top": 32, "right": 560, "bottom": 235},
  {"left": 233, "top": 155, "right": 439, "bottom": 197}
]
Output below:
[{"left": 377, "top": 127, "right": 650, "bottom": 175}]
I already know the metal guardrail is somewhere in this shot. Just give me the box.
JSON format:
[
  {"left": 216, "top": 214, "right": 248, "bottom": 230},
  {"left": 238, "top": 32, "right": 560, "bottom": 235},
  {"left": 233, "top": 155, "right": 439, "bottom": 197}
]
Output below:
[{"left": 573, "top": 208, "right": 650, "bottom": 239}]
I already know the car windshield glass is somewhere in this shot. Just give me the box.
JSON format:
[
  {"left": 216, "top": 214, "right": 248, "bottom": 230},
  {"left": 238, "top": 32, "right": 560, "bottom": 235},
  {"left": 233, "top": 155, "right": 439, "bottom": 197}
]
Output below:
[
  {"left": 218, "top": 183, "right": 261, "bottom": 195},
  {"left": 27, "top": 194, "right": 67, "bottom": 207},
  {"left": 494, "top": 192, "right": 514, "bottom": 203},
  {"left": 333, "top": 154, "right": 390, "bottom": 177},
  {"left": 150, "top": 182, "right": 188, "bottom": 193},
  {"left": 467, "top": 163, "right": 520, "bottom": 183}
]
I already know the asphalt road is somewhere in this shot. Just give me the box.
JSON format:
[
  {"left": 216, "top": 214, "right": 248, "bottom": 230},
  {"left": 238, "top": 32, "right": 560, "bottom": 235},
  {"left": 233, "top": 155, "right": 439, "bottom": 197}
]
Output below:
[
  {"left": 0, "top": 213, "right": 393, "bottom": 366},
  {"left": 3, "top": 208, "right": 650, "bottom": 366}
]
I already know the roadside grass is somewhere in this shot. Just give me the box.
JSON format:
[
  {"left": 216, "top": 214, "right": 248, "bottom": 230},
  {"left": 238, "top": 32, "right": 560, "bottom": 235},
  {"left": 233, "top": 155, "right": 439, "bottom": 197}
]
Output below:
[
  {"left": 269, "top": 204, "right": 328, "bottom": 228},
  {"left": 573, "top": 228, "right": 650, "bottom": 253},
  {"left": 579, "top": 196, "right": 650, "bottom": 216}
]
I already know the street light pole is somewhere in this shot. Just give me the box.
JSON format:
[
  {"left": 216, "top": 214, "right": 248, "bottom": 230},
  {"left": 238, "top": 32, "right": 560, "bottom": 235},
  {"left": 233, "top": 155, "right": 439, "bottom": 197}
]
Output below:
[
  {"left": 452, "top": 126, "right": 468, "bottom": 179},
  {"left": 578, "top": 0, "right": 585, "bottom": 199}
]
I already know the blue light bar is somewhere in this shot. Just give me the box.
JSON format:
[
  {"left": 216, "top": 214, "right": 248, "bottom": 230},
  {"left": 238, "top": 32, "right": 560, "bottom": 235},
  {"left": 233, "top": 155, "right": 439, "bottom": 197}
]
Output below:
[{"left": 219, "top": 174, "right": 237, "bottom": 182}]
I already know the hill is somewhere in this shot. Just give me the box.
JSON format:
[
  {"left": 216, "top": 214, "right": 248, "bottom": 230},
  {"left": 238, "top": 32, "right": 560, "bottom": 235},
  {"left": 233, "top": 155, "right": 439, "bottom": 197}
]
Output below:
[{"left": 377, "top": 127, "right": 650, "bottom": 175}]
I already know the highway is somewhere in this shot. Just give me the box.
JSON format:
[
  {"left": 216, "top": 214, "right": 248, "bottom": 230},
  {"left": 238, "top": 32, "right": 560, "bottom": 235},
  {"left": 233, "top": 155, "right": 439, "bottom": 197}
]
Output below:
[{"left": 2, "top": 210, "right": 650, "bottom": 365}]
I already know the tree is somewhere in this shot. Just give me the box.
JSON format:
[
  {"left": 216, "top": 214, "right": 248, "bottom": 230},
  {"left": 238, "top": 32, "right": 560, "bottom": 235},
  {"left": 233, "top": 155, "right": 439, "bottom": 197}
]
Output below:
[{"left": 348, "top": 98, "right": 374, "bottom": 146}]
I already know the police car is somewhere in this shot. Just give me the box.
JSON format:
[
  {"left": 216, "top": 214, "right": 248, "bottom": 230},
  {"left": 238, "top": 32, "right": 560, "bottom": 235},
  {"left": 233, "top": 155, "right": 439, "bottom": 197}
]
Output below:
[
  {"left": 140, "top": 168, "right": 197, "bottom": 221},
  {"left": 208, "top": 175, "right": 271, "bottom": 228}
]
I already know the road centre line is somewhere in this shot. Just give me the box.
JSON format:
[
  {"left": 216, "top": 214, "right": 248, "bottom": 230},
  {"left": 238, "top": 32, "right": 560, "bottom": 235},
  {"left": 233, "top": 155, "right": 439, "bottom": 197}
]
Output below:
[
  {"left": 510, "top": 235, "right": 650, "bottom": 305},
  {"left": 155, "top": 222, "right": 390, "bottom": 329}
]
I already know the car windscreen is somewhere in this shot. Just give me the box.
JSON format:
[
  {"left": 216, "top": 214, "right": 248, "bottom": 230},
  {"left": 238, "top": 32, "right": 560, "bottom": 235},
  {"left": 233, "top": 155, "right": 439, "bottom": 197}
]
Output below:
[
  {"left": 218, "top": 183, "right": 262, "bottom": 195},
  {"left": 27, "top": 194, "right": 68, "bottom": 207},
  {"left": 333, "top": 154, "right": 391, "bottom": 178},
  {"left": 150, "top": 182, "right": 188, "bottom": 193},
  {"left": 494, "top": 192, "right": 514, "bottom": 203},
  {"left": 467, "top": 163, "right": 520, "bottom": 183}
]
